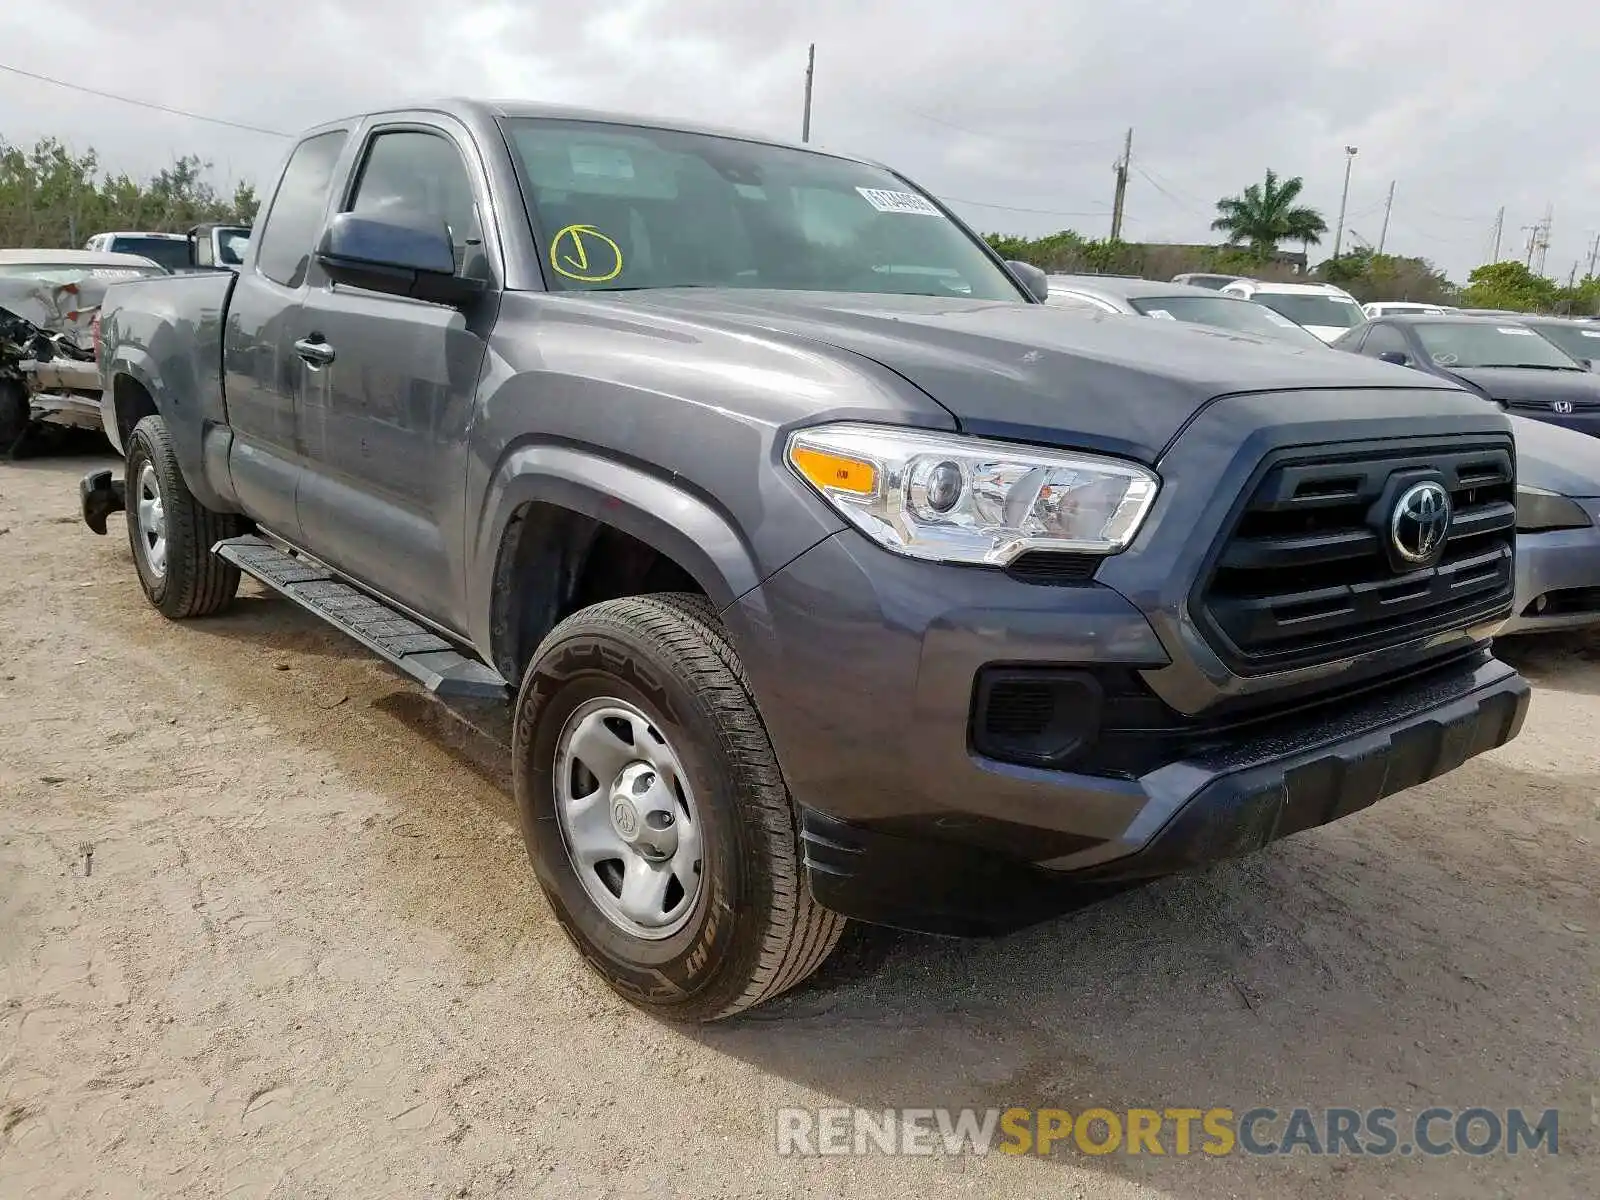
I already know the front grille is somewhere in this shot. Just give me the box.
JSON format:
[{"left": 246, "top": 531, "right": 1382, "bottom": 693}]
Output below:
[
  {"left": 1196, "top": 437, "right": 1516, "bottom": 672},
  {"left": 1505, "top": 397, "right": 1600, "bottom": 413}
]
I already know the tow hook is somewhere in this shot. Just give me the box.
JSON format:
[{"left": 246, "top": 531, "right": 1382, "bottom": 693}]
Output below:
[{"left": 80, "top": 468, "right": 125, "bottom": 536}]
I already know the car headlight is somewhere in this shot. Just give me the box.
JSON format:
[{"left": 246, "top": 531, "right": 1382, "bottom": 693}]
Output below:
[
  {"left": 1516, "top": 486, "right": 1594, "bottom": 532},
  {"left": 786, "top": 423, "right": 1160, "bottom": 565}
]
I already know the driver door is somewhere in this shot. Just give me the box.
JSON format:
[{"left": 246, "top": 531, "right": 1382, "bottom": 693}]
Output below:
[{"left": 292, "top": 120, "right": 498, "bottom": 632}]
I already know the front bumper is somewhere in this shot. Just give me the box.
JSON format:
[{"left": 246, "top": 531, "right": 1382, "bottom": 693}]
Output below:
[
  {"left": 729, "top": 528, "right": 1529, "bottom": 937},
  {"left": 797, "top": 652, "right": 1526, "bottom": 935},
  {"left": 1502, "top": 502, "right": 1600, "bottom": 633}
]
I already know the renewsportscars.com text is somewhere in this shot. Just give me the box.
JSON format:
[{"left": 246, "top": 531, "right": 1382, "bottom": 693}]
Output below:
[{"left": 774, "top": 1105, "right": 1560, "bottom": 1158}]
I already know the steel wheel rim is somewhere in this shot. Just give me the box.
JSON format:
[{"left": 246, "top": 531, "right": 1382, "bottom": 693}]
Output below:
[
  {"left": 552, "top": 697, "right": 704, "bottom": 940},
  {"left": 135, "top": 463, "right": 167, "bottom": 579}
]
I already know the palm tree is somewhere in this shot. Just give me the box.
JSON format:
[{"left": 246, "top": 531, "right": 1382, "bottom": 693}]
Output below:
[{"left": 1212, "top": 170, "right": 1329, "bottom": 260}]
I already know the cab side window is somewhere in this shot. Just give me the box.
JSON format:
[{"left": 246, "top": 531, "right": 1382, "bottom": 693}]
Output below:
[
  {"left": 346, "top": 130, "right": 488, "bottom": 280},
  {"left": 255, "top": 130, "right": 349, "bottom": 288}
]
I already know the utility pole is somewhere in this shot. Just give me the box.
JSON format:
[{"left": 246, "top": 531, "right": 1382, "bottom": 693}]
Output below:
[
  {"left": 1587, "top": 232, "right": 1599, "bottom": 280},
  {"left": 801, "top": 43, "right": 815, "bottom": 143},
  {"left": 1109, "top": 127, "right": 1133, "bottom": 242},
  {"left": 1377, "top": 179, "right": 1395, "bottom": 254},
  {"left": 1490, "top": 206, "right": 1504, "bottom": 263},
  {"left": 1523, "top": 224, "right": 1539, "bottom": 268},
  {"left": 1332, "top": 146, "right": 1358, "bottom": 259},
  {"left": 1536, "top": 204, "right": 1553, "bottom": 277}
]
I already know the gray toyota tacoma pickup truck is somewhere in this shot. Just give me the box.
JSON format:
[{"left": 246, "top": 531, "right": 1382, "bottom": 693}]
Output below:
[{"left": 83, "top": 99, "right": 1530, "bottom": 1021}]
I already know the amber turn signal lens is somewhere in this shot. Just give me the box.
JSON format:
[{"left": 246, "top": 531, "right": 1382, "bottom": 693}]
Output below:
[{"left": 791, "top": 445, "right": 878, "bottom": 496}]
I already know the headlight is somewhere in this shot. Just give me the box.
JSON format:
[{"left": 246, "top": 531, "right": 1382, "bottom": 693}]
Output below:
[
  {"left": 786, "top": 423, "right": 1160, "bottom": 565},
  {"left": 1516, "top": 486, "right": 1594, "bottom": 532}
]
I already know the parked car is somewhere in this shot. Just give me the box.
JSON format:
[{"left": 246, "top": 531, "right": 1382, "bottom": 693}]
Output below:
[
  {"left": 0, "top": 248, "right": 168, "bottom": 454},
  {"left": 1504, "top": 414, "right": 1600, "bottom": 634},
  {"left": 1363, "top": 301, "right": 1448, "bottom": 318},
  {"left": 1221, "top": 279, "right": 1366, "bottom": 342},
  {"left": 1170, "top": 272, "right": 1243, "bottom": 291},
  {"left": 83, "top": 231, "right": 193, "bottom": 274},
  {"left": 1515, "top": 315, "right": 1600, "bottom": 370},
  {"left": 1045, "top": 274, "right": 1330, "bottom": 348},
  {"left": 84, "top": 99, "right": 1529, "bottom": 1020},
  {"left": 1333, "top": 314, "right": 1600, "bottom": 436}
]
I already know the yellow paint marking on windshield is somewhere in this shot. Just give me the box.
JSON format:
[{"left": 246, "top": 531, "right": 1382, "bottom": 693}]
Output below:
[{"left": 549, "top": 224, "right": 623, "bottom": 283}]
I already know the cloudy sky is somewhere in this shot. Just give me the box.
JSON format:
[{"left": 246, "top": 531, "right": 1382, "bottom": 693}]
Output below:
[{"left": 3, "top": 0, "right": 1597, "bottom": 282}]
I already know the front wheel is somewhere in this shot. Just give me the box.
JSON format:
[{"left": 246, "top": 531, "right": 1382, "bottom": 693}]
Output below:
[
  {"left": 125, "top": 415, "right": 244, "bottom": 619},
  {"left": 513, "top": 592, "right": 845, "bottom": 1021}
]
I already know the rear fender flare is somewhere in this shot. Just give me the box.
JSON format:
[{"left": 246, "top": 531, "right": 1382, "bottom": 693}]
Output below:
[{"left": 105, "top": 349, "right": 234, "bottom": 512}]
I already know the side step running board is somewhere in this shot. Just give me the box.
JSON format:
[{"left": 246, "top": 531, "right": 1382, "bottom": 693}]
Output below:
[{"left": 214, "top": 534, "right": 509, "bottom": 701}]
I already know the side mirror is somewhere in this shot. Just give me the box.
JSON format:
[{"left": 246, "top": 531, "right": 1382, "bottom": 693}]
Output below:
[
  {"left": 1006, "top": 260, "right": 1051, "bottom": 303},
  {"left": 315, "top": 211, "right": 484, "bottom": 306},
  {"left": 1377, "top": 350, "right": 1411, "bottom": 366}
]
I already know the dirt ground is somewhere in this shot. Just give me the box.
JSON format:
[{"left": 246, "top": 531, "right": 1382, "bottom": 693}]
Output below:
[{"left": 1, "top": 452, "right": 1595, "bottom": 1199}]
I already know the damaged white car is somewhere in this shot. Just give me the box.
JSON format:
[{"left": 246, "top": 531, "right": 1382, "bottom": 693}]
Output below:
[{"left": 0, "top": 248, "right": 168, "bottom": 457}]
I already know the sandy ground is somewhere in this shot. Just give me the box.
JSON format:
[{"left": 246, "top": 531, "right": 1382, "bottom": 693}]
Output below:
[{"left": 1, "top": 451, "right": 1596, "bottom": 1199}]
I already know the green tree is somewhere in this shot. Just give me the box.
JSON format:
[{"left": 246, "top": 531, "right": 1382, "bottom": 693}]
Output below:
[
  {"left": 0, "top": 136, "right": 258, "bottom": 249},
  {"left": 1211, "top": 170, "right": 1328, "bottom": 260},
  {"left": 1459, "top": 261, "right": 1560, "bottom": 313}
]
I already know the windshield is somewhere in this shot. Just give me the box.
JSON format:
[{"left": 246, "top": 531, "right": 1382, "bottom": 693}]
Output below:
[
  {"left": 1130, "top": 295, "right": 1327, "bottom": 347},
  {"left": 1525, "top": 323, "right": 1600, "bottom": 363},
  {"left": 1254, "top": 293, "right": 1365, "bottom": 329},
  {"left": 1414, "top": 322, "right": 1583, "bottom": 369},
  {"left": 503, "top": 119, "right": 1024, "bottom": 300},
  {"left": 0, "top": 261, "right": 167, "bottom": 283},
  {"left": 107, "top": 236, "right": 190, "bottom": 273}
]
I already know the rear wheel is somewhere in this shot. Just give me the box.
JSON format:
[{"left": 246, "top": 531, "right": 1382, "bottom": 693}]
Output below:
[
  {"left": 513, "top": 592, "right": 845, "bottom": 1021},
  {"left": 126, "top": 415, "right": 244, "bottom": 619}
]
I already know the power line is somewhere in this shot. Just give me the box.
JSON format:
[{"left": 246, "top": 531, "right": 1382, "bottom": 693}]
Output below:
[
  {"left": 939, "top": 195, "right": 1110, "bottom": 218},
  {"left": 0, "top": 60, "right": 292, "bottom": 137},
  {"left": 1132, "top": 164, "right": 1205, "bottom": 215}
]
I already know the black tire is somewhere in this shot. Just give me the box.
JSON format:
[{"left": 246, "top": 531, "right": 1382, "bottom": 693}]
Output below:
[
  {"left": 125, "top": 415, "right": 244, "bottom": 619},
  {"left": 513, "top": 592, "right": 846, "bottom": 1022},
  {"left": 0, "top": 380, "right": 30, "bottom": 458}
]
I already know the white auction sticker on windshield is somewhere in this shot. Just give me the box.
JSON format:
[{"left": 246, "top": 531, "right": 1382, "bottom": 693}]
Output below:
[
  {"left": 1582, "top": 330, "right": 1600, "bottom": 338},
  {"left": 856, "top": 187, "right": 941, "bottom": 216},
  {"left": 1497, "top": 326, "right": 1535, "bottom": 335},
  {"left": 1146, "top": 309, "right": 1177, "bottom": 321},
  {"left": 569, "top": 145, "right": 636, "bottom": 180}
]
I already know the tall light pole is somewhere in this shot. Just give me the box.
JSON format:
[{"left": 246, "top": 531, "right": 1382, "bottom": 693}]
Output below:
[{"left": 1332, "top": 145, "right": 1357, "bottom": 259}]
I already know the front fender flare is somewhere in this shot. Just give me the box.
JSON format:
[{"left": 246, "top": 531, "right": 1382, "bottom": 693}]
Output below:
[{"left": 470, "top": 443, "right": 763, "bottom": 656}]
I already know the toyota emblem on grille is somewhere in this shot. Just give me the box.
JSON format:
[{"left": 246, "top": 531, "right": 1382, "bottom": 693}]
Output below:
[
  {"left": 1553, "top": 400, "right": 1574, "bottom": 414},
  {"left": 1391, "top": 481, "right": 1452, "bottom": 565}
]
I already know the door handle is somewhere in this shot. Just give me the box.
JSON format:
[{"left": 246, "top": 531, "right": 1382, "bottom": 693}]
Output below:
[{"left": 294, "top": 336, "right": 335, "bottom": 367}]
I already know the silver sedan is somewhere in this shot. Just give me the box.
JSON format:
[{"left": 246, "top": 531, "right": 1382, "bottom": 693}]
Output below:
[{"left": 1504, "top": 415, "right": 1600, "bottom": 634}]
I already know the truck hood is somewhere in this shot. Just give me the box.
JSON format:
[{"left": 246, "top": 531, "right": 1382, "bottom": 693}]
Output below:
[
  {"left": 1444, "top": 365, "right": 1600, "bottom": 408},
  {"left": 606, "top": 290, "right": 1454, "bottom": 463}
]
